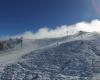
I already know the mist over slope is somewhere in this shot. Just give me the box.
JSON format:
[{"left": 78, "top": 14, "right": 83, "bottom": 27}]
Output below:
[
  {"left": 0, "top": 31, "right": 100, "bottom": 80},
  {"left": 1, "top": 19, "right": 97, "bottom": 40},
  {"left": 18, "top": 19, "right": 100, "bottom": 40}
]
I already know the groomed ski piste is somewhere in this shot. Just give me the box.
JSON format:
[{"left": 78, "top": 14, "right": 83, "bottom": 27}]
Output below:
[{"left": 0, "top": 31, "right": 100, "bottom": 80}]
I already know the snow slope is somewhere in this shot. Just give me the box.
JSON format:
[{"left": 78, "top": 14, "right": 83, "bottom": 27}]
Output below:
[
  {"left": 0, "top": 40, "right": 36, "bottom": 71},
  {"left": 0, "top": 31, "right": 100, "bottom": 80}
]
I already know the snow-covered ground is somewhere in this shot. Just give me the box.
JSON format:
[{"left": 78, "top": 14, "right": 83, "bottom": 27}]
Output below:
[
  {"left": 0, "top": 31, "right": 100, "bottom": 80},
  {"left": 0, "top": 40, "right": 37, "bottom": 71}
]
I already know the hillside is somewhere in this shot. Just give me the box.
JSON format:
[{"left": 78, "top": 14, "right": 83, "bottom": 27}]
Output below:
[{"left": 0, "top": 31, "right": 100, "bottom": 80}]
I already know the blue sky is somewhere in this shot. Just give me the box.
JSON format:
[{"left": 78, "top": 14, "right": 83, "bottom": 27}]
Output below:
[{"left": 0, "top": 0, "right": 100, "bottom": 35}]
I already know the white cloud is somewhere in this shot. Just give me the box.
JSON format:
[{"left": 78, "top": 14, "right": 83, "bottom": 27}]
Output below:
[{"left": 16, "top": 19, "right": 100, "bottom": 39}]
